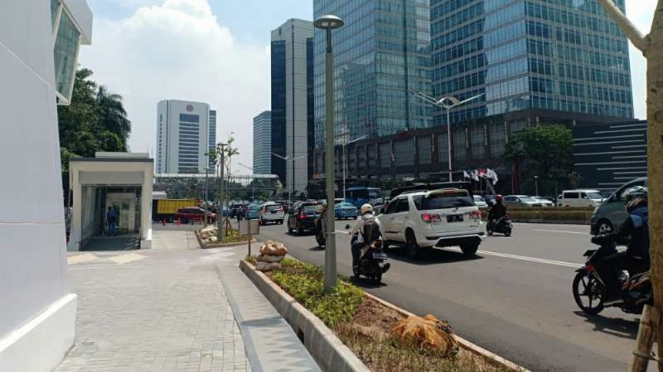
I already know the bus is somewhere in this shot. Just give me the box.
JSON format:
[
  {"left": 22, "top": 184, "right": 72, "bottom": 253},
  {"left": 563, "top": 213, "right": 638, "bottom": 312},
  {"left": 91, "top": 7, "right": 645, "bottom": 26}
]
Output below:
[{"left": 345, "top": 187, "right": 384, "bottom": 209}]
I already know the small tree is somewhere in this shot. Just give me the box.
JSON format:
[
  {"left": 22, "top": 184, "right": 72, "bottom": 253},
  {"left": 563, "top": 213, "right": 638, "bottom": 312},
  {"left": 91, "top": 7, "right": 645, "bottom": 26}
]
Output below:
[
  {"left": 597, "top": 1, "right": 663, "bottom": 370},
  {"left": 505, "top": 125, "right": 574, "bottom": 193}
]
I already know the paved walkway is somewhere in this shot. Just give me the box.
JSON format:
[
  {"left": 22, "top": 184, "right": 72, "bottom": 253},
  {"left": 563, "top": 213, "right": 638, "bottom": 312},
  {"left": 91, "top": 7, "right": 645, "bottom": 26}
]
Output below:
[{"left": 56, "top": 229, "right": 318, "bottom": 372}]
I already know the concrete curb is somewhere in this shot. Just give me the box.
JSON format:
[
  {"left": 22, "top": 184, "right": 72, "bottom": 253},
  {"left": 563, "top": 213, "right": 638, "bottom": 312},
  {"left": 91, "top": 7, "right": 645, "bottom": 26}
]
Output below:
[
  {"left": 362, "top": 292, "right": 530, "bottom": 372},
  {"left": 194, "top": 230, "right": 256, "bottom": 249},
  {"left": 239, "top": 260, "right": 370, "bottom": 372}
]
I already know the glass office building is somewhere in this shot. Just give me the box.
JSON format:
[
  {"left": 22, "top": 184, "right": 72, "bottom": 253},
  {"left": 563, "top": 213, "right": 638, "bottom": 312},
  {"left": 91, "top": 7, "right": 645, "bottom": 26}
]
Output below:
[
  {"left": 430, "top": 0, "right": 634, "bottom": 126},
  {"left": 313, "top": 0, "right": 433, "bottom": 150}
]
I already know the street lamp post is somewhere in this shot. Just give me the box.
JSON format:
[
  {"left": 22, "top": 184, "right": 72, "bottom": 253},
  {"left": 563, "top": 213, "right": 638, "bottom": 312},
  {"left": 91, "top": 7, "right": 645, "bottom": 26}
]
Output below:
[
  {"left": 411, "top": 91, "right": 484, "bottom": 182},
  {"left": 341, "top": 135, "right": 367, "bottom": 200},
  {"left": 315, "top": 14, "right": 344, "bottom": 293},
  {"left": 534, "top": 175, "right": 539, "bottom": 196},
  {"left": 272, "top": 153, "right": 305, "bottom": 203},
  {"left": 204, "top": 167, "right": 213, "bottom": 225}
]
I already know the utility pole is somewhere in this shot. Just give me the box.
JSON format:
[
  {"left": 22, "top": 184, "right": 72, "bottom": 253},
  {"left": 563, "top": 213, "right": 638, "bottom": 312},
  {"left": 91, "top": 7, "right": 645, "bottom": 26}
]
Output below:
[{"left": 216, "top": 143, "right": 227, "bottom": 241}]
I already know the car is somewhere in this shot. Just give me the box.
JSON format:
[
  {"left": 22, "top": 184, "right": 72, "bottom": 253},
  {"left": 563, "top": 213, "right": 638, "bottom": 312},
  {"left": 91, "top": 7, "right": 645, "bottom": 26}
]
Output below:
[
  {"left": 559, "top": 189, "right": 605, "bottom": 208},
  {"left": 532, "top": 196, "right": 554, "bottom": 207},
  {"left": 335, "top": 202, "right": 358, "bottom": 219},
  {"left": 176, "top": 207, "right": 216, "bottom": 224},
  {"left": 473, "top": 195, "right": 488, "bottom": 209},
  {"left": 287, "top": 202, "right": 323, "bottom": 235},
  {"left": 258, "top": 203, "right": 285, "bottom": 225},
  {"left": 482, "top": 194, "right": 496, "bottom": 207},
  {"left": 591, "top": 177, "right": 648, "bottom": 235},
  {"left": 378, "top": 188, "right": 484, "bottom": 258},
  {"left": 229, "top": 203, "right": 247, "bottom": 218},
  {"left": 245, "top": 204, "right": 261, "bottom": 220},
  {"left": 503, "top": 195, "right": 543, "bottom": 208}
]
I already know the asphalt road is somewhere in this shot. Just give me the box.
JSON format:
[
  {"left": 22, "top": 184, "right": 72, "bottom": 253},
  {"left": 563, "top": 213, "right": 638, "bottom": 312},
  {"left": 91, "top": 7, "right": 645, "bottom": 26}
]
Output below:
[{"left": 255, "top": 220, "right": 644, "bottom": 372}]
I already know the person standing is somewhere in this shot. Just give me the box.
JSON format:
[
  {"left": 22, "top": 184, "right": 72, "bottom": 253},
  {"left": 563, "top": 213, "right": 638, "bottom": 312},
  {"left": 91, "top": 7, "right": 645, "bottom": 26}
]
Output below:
[{"left": 106, "top": 206, "right": 118, "bottom": 236}]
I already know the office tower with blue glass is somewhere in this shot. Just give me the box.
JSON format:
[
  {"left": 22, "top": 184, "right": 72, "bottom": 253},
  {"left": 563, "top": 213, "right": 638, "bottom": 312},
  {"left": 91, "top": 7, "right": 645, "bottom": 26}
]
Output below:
[
  {"left": 271, "top": 19, "right": 314, "bottom": 195},
  {"left": 430, "top": 0, "right": 634, "bottom": 162},
  {"left": 312, "top": 0, "right": 433, "bottom": 175}
]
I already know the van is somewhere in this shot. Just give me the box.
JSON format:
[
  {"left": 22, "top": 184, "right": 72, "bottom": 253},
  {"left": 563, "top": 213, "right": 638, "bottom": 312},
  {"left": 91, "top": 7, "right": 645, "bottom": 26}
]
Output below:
[
  {"left": 559, "top": 189, "right": 604, "bottom": 208},
  {"left": 591, "top": 177, "right": 648, "bottom": 235}
]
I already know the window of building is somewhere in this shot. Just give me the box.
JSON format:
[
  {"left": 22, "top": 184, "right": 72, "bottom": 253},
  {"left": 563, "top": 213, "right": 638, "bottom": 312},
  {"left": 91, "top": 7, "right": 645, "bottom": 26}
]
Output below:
[
  {"left": 54, "top": 9, "right": 81, "bottom": 101},
  {"left": 380, "top": 143, "right": 391, "bottom": 168},
  {"left": 358, "top": 147, "right": 366, "bottom": 169},
  {"left": 489, "top": 123, "right": 505, "bottom": 157},
  {"left": 418, "top": 136, "right": 432, "bottom": 164},
  {"left": 367, "top": 145, "right": 376, "bottom": 167},
  {"left": 470, "top": 125, "right": 485, "bottom": 159},
  {"left": 437, "top": 133, "right": 449, "bottom": 163},
  {"left": 179, "top": 114, "right": 200, "bottom": 123},
  {"left": 453, "top": 128, "right": 467, "bottom": 161},
  {"left": 393, "top": 140, "right": 414, "bottom": 167},
  {"left": 509, "top": 120, "right": 528, "bottom": 135},
  {"left": 51, "top": 0, "right": 60, "bottom": 30}
]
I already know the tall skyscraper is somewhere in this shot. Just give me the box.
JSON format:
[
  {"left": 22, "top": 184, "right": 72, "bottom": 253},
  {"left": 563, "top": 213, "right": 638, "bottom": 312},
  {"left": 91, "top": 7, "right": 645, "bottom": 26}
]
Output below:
[
  {"left": 313, "top": 0, "right": 433, "bottom": 151},
  {"left": 253, "top": 111, "right": 272, "bottom": 174},
  {"left": 430, "top": 0, "right": 634, "bottom": 127},
  {"left": 208, "top": 109, "right": 216, "bottom": 168},
  {"left": 271, "top": 19, "right": 314, "bottom": 194},
  {"left": 156, "top": 100, "right": 214, "bottom": 174}
]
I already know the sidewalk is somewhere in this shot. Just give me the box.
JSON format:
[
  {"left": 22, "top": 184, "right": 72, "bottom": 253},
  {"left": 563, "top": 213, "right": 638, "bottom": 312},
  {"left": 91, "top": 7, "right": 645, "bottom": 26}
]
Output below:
[{"left": 56, "top": 228, "right": 319, "bottom": 372}]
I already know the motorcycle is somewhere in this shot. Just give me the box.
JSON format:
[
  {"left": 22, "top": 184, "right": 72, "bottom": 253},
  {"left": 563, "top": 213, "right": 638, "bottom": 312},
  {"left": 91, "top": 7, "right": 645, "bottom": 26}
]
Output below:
[
  {"left": 347, "top": 225, "right": 390, "bottom": 283},
  {"left": 487, "top": 215, "right": 512, "bottom": 236},
  {"left": 314, "top": 213, "right": 326, "bottom": 249},
  {"left": 572, "top": 241, "right": 651, "bottom": 315}
]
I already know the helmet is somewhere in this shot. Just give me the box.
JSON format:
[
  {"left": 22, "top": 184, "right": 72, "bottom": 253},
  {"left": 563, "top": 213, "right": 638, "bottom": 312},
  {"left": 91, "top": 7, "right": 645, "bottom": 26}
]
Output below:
[
  {"left": 495, "top": 195, "right": 503, "bottom": 201},
  {"left": 624, "top": 186, "right": 647, "bottom": 213},
  {"left": 360, "top": 204, "right": 373, "bottom": 215}
]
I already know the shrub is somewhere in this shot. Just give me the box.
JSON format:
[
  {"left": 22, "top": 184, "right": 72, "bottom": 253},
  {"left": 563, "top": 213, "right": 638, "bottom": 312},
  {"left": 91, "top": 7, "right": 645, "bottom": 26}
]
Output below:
[{"left": 269, "top": 259, "right": 364, "bottom": 327}]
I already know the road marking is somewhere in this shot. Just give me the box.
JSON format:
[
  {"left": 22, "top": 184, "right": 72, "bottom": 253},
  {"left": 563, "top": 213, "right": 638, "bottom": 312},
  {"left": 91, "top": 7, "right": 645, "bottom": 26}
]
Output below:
[
  {"left": 534, "top": 229, "right": 587, "bottom": 235},
  {"left": 479, "top": 250, "right": 580, "bottom": 268}
]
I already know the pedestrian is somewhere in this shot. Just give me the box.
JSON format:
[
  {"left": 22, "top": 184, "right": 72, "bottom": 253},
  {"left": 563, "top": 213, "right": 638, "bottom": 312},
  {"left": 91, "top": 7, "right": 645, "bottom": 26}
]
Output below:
[{"left": 106, "top": 206, "right": 118, "bottom": 236}]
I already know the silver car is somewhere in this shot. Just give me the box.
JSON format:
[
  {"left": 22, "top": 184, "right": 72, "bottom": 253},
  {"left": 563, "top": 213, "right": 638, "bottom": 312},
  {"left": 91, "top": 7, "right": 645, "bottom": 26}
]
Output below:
[
  {"left": 504, "top": 195, "right": 543, "bottom": 208},
  {"left": 590, "top": 177, "right": 647, "bottom": 235}
]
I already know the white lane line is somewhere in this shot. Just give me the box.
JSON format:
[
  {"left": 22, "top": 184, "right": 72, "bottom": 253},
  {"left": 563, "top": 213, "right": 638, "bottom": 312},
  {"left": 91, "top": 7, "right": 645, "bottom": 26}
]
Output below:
[
  {"left": 479, "top": 250, "right": 581, "bottom": 268},
  {"left": 534, "top": 229, "right": 587, "bottom": 235}
]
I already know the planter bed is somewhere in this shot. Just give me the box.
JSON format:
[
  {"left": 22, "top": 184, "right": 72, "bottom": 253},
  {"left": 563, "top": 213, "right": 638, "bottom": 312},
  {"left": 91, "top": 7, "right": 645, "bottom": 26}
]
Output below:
[{"left": 241, "top": 257, "right": 525, "bottom": 372}]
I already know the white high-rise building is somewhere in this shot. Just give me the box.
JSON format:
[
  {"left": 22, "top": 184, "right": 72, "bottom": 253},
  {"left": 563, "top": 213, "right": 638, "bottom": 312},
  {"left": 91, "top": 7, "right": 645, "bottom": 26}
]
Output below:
[
  {"left": 253, "top": 111, "right": 272, "bottom": 174},
  {"left": 156, "top": 100, "right": 216, "bottom": 174},
  {"left": 1, "top": 0, "right": 92, "bottom": 370},
  {"left": 208, "top": 110, "right": 217, "bottom": 168},
  {"left": 271, "top": 19, "right": 313, "bottom": 194}
]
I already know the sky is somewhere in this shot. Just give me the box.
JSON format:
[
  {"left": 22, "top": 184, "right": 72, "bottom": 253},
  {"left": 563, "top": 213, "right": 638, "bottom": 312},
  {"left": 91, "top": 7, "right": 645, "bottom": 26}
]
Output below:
[{"left": 78, "top": 0, "right": 656, "bottom": 172}]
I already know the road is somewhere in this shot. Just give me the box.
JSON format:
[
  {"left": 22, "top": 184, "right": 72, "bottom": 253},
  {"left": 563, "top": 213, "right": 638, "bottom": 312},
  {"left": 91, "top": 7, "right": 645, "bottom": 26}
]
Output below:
[{"left": 255, "top": 220, "right": 643, "bottom": 372}]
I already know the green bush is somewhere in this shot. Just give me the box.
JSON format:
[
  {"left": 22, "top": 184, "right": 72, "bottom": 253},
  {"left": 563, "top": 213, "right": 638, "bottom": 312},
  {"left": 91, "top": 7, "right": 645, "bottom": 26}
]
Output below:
[{"left": 270, "top": 259, "right": 364, "bottom": 327}]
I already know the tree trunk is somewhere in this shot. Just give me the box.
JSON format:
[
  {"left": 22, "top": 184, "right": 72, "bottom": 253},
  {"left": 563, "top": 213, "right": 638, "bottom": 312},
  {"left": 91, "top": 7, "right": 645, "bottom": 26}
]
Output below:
[{"left": 649, "top": 3, "right": 663, "bottom": 369}]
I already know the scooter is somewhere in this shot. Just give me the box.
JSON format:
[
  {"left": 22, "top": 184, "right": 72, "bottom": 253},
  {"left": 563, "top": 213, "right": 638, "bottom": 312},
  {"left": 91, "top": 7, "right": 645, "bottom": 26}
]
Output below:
[
  {"left": 347, "top": 225, "right": 390, "bottom": 283},
  {"left": 487, "top": 215, "right": 513, "bottom": 236},
  {"left": 314, "top": 214, "right": 325, "bottom": 249}
]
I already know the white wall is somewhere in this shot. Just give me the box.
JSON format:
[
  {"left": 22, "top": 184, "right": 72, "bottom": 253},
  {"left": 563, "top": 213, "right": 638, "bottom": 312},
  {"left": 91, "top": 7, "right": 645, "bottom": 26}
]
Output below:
[{"left": 0, "top": 1, "right": 78, "bottom": 370}]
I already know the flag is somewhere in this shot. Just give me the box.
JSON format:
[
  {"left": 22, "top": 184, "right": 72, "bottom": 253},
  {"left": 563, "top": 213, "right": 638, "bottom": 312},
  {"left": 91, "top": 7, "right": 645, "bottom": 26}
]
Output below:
[
  {"left": 471, "top": 170, "right": 479, "bottom": 182},
  {"left": 488, "top": 169, "right": 499, "bottom": 185},
  {"left": 463, "top": 170, "right": 471, "bottom": 179}
]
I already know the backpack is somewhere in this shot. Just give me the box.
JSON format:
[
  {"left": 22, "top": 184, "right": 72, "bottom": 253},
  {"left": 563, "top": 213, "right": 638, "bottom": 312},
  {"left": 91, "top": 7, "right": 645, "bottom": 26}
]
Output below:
[
  {"left": 361, "top": 216, "right": 382, "bottom": 243},
  {"left": 630, "top": 207, "right": 650, "bottom": 257}
]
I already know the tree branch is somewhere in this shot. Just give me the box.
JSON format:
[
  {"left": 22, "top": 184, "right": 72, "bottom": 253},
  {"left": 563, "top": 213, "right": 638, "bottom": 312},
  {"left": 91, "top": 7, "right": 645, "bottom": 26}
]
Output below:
[{"left": 598, "top": 0, "right": 650, "bottom": 52}]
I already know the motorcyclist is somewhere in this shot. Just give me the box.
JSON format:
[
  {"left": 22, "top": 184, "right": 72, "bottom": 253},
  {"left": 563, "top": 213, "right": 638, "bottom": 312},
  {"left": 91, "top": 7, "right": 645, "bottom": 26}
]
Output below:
[
  {"left": 488, "top": 195, "right": 507, "bottom": 225},
  {"left": 592, "top": 187, "right": 649, "bottom": 301},
  {"left": 350, "top": 204, "right": 383, "bottom": 270},
  {"left": 316, "top": 202, "right": 328, "bottom": 242}
]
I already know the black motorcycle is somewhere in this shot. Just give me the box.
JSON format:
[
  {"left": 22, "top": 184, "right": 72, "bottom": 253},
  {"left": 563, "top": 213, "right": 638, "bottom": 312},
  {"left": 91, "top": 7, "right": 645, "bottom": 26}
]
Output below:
[
  {"left": 353, "top": 239, "right": 390, "bottom": 283},
  {"left": 572, "top": 241, "right": 651, "bottom": 315},
  {"left": 487, "top": 215, "right": 513, "bottom": 236}
]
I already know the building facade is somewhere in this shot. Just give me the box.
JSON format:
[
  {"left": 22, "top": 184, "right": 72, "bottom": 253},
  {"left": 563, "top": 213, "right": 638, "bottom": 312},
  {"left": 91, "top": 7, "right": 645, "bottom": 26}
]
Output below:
[
  {"left": 208, "top": 109, "right": 216, "bottom": 168},
  {"left": 253, "top": 111, "right": 272, "bottom": 174},
  {"left": 573, "top": 120, "right": 647, "bottom": 192},
  {"left": 1, "top": 0, "right": 92, "bottom": 370},
  {"left": 271, "top": 19, "right": 314, "bottom": 194},
  {"left": 312, "top": 0, "right": 433, "bottom": 160},
  {"left": 427, "top": 0, "right": 634, "bottom": 170},
  {"left": 156, "top": 100, "right": 215, "bottom": 174}
]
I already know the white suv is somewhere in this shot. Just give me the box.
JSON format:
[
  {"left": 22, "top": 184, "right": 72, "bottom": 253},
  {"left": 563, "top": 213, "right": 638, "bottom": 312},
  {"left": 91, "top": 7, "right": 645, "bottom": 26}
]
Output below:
[
  {"left": 378, "top": 189, "right": 484, "bottom": 258},
  {"left": 258, "top": 202, "right": 285, "bottom": 225}
]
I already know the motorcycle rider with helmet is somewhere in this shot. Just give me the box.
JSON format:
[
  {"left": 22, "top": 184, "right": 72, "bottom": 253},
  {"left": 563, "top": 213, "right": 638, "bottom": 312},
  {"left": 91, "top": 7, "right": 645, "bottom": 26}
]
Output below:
[
  {"left": 488, "top": 195, "right": 507, "bottom": 225},
  {"left": 350, "top": 204, "right": 388, "bottom": 272},
  {"left": 591, "top": 187, "right": 650, "bottom": 302}
]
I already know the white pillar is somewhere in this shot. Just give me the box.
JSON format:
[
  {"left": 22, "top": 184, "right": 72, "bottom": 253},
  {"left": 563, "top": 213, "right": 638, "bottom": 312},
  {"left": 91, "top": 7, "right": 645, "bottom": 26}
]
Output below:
[
  {"left": 68, "top": 167, "right": 82, "bottom": 251},
  {"left": 140, "top": 164, "right": 153, "bottom": 248}
]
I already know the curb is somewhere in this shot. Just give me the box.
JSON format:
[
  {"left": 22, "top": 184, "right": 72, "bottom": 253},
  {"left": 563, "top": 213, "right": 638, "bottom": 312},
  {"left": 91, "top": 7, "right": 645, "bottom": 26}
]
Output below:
[
  {"left": 239, "top": 260, "right": 370, "bottom": 372},
  {"left": 362, "top": 292, "right": 529, "bottom": 372},
  {"left": 194, "top": 230, "right": 256, "bottom": 249}
]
